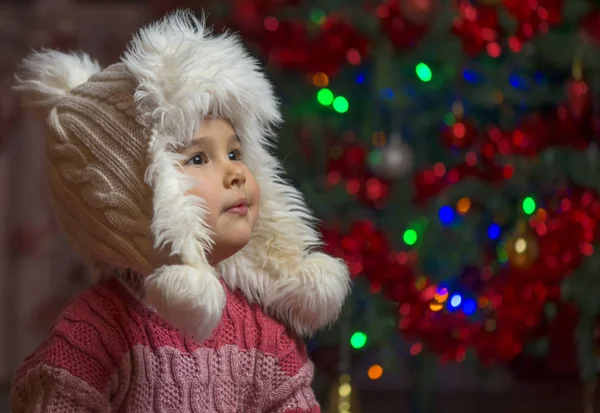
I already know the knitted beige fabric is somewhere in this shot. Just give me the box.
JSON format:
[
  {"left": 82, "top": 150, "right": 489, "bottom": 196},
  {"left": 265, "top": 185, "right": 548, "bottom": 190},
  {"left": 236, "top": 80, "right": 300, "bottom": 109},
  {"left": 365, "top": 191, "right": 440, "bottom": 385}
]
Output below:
[{"left": 46, "top": 63, "right": 160, "bottom": 275}]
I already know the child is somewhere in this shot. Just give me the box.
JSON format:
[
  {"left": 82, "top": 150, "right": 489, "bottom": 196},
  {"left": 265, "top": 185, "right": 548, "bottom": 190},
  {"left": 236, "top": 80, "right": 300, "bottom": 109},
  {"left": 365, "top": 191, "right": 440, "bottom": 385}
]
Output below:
[{"left": 11, "top": 10, "right": 350, "bottom": 413}]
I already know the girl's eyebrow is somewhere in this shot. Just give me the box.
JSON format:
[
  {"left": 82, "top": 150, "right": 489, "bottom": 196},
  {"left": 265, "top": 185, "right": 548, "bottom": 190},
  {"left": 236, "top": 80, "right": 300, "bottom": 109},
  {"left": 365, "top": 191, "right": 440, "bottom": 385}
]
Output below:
[{"left": 179, "top": 134, "right": 240, "bottom": 153}]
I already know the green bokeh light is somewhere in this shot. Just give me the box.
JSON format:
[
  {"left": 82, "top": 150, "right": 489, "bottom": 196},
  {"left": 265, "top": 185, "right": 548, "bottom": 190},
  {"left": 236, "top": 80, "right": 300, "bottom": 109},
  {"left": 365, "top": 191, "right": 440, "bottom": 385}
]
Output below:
[
  {"left": 333, "top": 96, "right": 349, "bottom": 113},
  {"left": 522, "top": 197, "right": 536, "bottom": 215},
  {"left": 317, "top": 88, "right": 334, "bottom": 106},
  {"left": 416, "top": 63, "right": 432, "bottom": 82},
  {"left": 350, "top": 332, "right": 368, "bottom": 349},
  {"left": 403, "top": 229, "right": 418, "bottom": 246}
]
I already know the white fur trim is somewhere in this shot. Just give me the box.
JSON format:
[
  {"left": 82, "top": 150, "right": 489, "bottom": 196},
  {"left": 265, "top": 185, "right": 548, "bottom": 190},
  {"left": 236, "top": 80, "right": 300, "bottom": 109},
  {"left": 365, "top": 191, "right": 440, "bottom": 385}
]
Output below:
[
  {"left": 145, "top": 128, "right": 214, "bottom": 263},
  {"left": 220, "top": 252, "right": 351, "bottom": 337},
  {"left": 220, "top": 151, "right": 352, "bottom": 336},
  {"left": 144, "top": 264, "right": 225, "bottom": 341},
  {"left": 122, "top": 10, "right": 281, "bottom": 147},
  {"left": 266, "top": 253, "right": 350, "bottom": 336},
  {"left": 14, "top": 50, "right": 101, "bottom": 108}
]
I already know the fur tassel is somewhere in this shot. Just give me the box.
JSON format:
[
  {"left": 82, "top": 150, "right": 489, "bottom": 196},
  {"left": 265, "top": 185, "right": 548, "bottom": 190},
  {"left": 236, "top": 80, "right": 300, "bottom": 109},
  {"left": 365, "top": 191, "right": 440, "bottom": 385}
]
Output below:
[
  {"left": 144, "top": 264, "right": 225, "bottom": 341},
  {"left": 264, "top": 252, "right": 351, "bottom": 336},
  {"left": 14, "top": 50, "right": 101, "bottom": 109}
]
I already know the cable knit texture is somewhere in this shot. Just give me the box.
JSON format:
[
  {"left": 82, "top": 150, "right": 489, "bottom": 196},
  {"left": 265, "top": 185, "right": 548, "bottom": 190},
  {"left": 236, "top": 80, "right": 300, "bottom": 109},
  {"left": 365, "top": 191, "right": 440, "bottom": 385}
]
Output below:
[{"left": 11, "top": 278, "right": 320, "bottom": 413}]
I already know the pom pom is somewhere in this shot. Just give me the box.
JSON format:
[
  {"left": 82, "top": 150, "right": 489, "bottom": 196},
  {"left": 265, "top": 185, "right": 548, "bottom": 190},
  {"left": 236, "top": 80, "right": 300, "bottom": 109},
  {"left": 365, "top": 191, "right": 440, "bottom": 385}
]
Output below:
[
  {"left": 14, "top": 50, "right": 101, "bottom": 109},
  {"left": 144, "top": 264, "right": 226, "bottom": 342},
  {"left": 266, "top": 252, "right": 351, "bottom": 336}
]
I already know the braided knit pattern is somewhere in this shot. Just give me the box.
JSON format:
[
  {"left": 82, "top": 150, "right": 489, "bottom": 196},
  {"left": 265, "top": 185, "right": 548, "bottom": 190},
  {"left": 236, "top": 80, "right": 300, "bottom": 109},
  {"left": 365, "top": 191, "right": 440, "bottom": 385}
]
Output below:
[
  {"left": 45, "top": 63, "right": 158, "bottom": 274},
  {"left": 11, "top": 278, "right": 320, "bottom": 413}
]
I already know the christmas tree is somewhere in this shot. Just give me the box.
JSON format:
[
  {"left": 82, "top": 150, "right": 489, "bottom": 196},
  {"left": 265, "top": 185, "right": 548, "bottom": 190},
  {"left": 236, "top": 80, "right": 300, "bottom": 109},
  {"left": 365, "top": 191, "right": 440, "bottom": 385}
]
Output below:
[{"left": 156, "top": 0, "right": 600, "bottom": 410}]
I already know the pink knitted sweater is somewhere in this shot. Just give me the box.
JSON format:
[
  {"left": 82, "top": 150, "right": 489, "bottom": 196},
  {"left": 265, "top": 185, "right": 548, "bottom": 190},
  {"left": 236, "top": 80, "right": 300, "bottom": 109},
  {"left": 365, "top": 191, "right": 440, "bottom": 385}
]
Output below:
[{"left": 11, "top": 277, "right": 320, "bottom": 413}]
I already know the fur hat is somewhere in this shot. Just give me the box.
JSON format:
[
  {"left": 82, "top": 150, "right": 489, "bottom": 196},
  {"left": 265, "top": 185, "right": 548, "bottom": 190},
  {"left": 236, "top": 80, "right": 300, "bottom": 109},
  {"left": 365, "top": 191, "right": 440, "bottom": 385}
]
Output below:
[{"left": 14, "top": 10, "right": 350, "bottom": 341}]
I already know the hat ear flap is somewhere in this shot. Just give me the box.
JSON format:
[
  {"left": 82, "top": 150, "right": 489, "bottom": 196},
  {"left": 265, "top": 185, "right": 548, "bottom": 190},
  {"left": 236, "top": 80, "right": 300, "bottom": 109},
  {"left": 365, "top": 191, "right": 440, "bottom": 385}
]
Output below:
[
  {"left": 143, "top": 128, "right": 225, "bottom": 342},
  {"left": 219, "top": 151, "right": 350, "bottom": 337}
]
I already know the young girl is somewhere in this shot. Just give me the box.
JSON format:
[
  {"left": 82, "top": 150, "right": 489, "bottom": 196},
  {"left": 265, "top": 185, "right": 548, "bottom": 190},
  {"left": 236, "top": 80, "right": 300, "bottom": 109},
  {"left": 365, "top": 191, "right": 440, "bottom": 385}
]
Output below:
[{"left": 11, "top": 10, "right": 350, "bottom": 413}]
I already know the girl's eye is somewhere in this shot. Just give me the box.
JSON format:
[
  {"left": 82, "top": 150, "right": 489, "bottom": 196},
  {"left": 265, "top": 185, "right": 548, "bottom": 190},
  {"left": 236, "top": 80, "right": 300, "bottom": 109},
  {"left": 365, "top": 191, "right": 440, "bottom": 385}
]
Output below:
[
  {"left": 228, "top": 149, "right": 242, "bottom": 161},
  {"left": 185, "top": 153, "right": 207, "bottom": 165}
]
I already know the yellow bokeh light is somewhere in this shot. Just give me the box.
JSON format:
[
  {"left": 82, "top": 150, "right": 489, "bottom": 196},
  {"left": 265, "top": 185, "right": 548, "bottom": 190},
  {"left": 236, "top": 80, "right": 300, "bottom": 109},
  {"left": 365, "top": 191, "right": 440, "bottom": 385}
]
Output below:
[
  {"left": 429, "top": 302, "right": 443, "bottom": 312},
  {"left": 338, "top": 383, "right": 352, "bottom": 397},
  {"left": 456, "top": 197, "right": 471, "bottom": 215},
  {"left": 312, "top": 72, "right": 329, "bottom": 88},
  {"left": 515, "top": 237, "right": 527, "bottom": 254}
]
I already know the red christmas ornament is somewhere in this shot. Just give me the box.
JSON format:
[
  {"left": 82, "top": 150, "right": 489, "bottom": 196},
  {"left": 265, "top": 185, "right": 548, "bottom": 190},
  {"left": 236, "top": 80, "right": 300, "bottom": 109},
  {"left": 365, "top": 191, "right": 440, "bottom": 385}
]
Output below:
[
  {"left": 325, "top": 176, "right": 599, "bottom": 362},
  {"left": 230, "top": 0, "right": 301, "bottom": 32},
  {"left": 413, "top": 166, "right": 451, "bottom": 205},
  {"left": 441, "top": 119, "right": 478, "bottom": 148},
  {"left": 256, "top": 17, "right": 369, "bottom": 76},
  {"left": 579, "top": 9, "right": 600, "bottom": 45},
  {"left": 326, "top": 142, "right": 391, "bottom": 208},
  {"left": 566, "top": 78, "right": 591, "bottom": 118},
  {"left": 399, "top": 0, "right": 438, "bottom": 24},
  {"left": 503, "top": 0, "right": 563, "bottom": 41},
  {"left": 256, "top": 20, "right": 311, "bottom": 71},
  {"left": 452, "top": 1, "right": 501, "bottom": 57},
  {"left": 309, "top": 20, "right": 370, "bottom": 76},
  {"left": 378, "top": 1, "right": 429, "bottom": 50}
]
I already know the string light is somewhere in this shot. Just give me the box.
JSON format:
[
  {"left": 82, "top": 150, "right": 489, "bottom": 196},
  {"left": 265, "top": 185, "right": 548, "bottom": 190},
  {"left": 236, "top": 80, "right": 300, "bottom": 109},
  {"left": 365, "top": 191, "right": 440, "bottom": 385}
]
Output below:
[
  {"left": 487, "top": 223, "right": 501, "bottom": 240},
  {"left": 312, "top": 72, "right": 329, "bottom": 87},
  {"left": 403, "top": 229, "right": 418, "bottom": 245},
  {"left": 317, "top": 88, "right": 334, "bottom": 106},
  {"left": 416, "top": 63, "right": 432, "bottom": 82},
  {"left": 449, "top": 294, "right": 462, "bottom": 308},
  {"left": 338, "top": 382, "right": 351, "bottom": 397},
  {"left": 434, "top": 287, "right": 449, "bottom": 303},
  {"left": 347, "top": 48, "right": 361, "bottom": 65},
  {"left": 463, "top": 298, "right": 477, "bottom": 315},
  {"left": 409, "top": 342, "right": 422, "bottom": 356},
  {"left": 263, "top": 16, "right": 279, "bottom": 31},
  {"left": 336, "top": 374, "right": 353, "bottom": 413},
  {"left": 514, "top": 237, "right": 527, "bottom": 253},
  {"left": 487, "top": 42, "right": 501, "bottom": 58},
  {"left": 438, "top": 205, "right": 455, "bottom": 225},
  {"left": 350, "top": 332, "right": 367, "bottom": 349},
  {"left": 367, "top": 365, "right": 383, "bottom": 380},
  {"left": 333, "top": 96, "right": 349, "bottom": 113},
  {"left": 522, "top": 196, "right": 536, "bottom": 215},
  {"left": 456, "top": 197, "right": 471, "bottom": 215}
]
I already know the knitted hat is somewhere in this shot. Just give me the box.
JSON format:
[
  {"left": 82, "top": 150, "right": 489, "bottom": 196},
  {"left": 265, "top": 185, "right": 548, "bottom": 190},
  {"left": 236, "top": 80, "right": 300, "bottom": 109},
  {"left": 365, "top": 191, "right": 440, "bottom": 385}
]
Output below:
[{"left": 14, "top": 10, "right": 350, "bottom": 341}]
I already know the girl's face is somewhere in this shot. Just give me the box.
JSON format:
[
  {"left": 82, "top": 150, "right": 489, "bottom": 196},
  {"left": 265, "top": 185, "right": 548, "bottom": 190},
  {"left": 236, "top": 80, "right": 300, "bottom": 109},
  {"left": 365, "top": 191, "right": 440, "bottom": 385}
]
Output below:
[{"left": 178, "top": 118, "right": 260, "bottom": 264}]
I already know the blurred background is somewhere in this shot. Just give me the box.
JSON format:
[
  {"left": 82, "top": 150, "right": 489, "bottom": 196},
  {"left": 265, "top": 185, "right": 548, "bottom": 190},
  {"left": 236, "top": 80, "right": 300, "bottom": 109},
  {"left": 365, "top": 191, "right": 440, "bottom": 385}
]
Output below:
[{"left": 2, "top": 0, "right": 600, "bottom": 412}]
